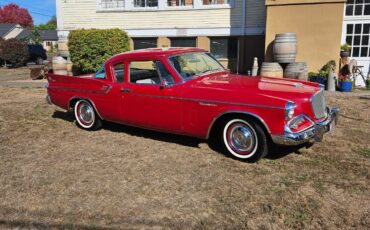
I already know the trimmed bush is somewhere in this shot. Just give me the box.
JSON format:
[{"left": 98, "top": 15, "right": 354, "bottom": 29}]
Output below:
[
  {"left": 2, "top": 38, "right": 29, "bottom": 67},
  {"left": 68, "top": 29, "right": 130, "bottom": 73}
]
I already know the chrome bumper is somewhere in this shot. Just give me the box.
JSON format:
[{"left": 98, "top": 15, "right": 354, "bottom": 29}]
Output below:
[
  {"left": 271, "top": 107, "right": 339, "bottom": 146},
  {"left": 46, "top": 95, "right": 52, "bottom": 105}
]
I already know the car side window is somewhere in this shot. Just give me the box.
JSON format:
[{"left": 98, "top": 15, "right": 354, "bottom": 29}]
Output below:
[
  {"left": 129, "top": 60, "right": 161, "bottom": 85},
  {"left": 156, "top": 61, "right": 175, "bottom": 84},
  {"left": 114, "top": 63, "right": 125, "bottom": 83},
  {"left": 95, "top": 65, "right": 106, "bottom": 79}
]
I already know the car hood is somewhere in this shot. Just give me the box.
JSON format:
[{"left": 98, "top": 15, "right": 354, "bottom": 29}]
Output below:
[{"left": 183, "top": 72, "right": 320, "bottom": 109}]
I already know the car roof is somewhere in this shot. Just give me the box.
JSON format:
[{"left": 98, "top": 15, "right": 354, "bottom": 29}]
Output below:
[{"left": 108, "top": 47, "right": 207, "bottom": 63}]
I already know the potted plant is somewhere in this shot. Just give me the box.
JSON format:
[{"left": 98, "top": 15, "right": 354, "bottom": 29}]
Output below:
[
  {"left": 338, "top": 75, "right": 352, "bottom": 92},
  {"left": 340, "top": 43, "right": 351, "bottom": 58}
]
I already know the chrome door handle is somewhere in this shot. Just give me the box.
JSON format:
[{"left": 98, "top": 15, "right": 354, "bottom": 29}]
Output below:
[{"left": 120, "top": 88, "right": 132, "bottom": 93}]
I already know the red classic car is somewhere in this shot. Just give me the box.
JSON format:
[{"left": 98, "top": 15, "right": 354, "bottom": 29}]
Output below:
[{"left": 46, "top": 48, "right": 338, "bottom": 162}]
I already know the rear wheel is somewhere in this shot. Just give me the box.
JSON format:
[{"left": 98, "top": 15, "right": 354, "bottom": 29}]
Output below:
[
  {"left": 74, "top": 100, "right": 102, "bottom": 130},
  {"left": 221, "top": 118, "right": 269, "bottom": 162}
]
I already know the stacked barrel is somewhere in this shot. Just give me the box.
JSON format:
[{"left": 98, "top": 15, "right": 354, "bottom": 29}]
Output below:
[
  {"left": 52, "top": 56, "right": 73, "bottom": 76},
  {"left": 260, "top": 33, "right": 308, "bottom": 80}
]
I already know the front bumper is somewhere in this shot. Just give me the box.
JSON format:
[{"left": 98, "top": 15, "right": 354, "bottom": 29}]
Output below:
[{"left": 271, "top": 107, "right": 339, "bottom": 146}]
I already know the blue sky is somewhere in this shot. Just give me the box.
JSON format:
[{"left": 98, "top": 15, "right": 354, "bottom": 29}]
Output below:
[{"left": 0, "top": 0, "right": 56, "bottom": 25}]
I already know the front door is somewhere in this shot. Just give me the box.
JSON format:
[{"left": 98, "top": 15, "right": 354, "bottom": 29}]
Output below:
[{"left": 119, "top": 59, "right": 183, "bottom": 132}]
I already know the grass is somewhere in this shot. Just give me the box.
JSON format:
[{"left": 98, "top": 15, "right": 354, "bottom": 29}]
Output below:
[
  {"left": 358, "top": 148, "right": 370, "bottom": 158},
  {"left": 0, "top": 68, "right": 369, "bottom": 229}
]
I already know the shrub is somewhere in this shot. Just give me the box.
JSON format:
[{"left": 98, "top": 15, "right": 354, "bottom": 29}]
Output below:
[
  {"left": 0, "top": 38, "right": 4, "bottom": 65},
  {"left": 68, "top": 29, "right": 130, "bottom": 73},
  {"left": 2, "top": 38, "right": 29, "bottom": 67}
]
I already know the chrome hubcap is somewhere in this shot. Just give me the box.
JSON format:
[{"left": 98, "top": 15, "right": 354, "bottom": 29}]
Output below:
[
  {"left": 79, "top": 103, "right": 93, "bottom": 124},
  {"left": 227, "top": 122, "right": 257, "bottom": 154}
]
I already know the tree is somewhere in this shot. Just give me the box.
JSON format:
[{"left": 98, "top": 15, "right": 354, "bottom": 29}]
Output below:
[
  {"left": 0, "top": 3, "right": 33, "bottom": 28},
  {"left": 2, "top": 39, "right": 29, "bottom": 67},
  {"left": 20, "top": 28, "right": 42, "bottom": 45},
  {"left": 35, "top": 16, "right": 57, "bottom": 30}
]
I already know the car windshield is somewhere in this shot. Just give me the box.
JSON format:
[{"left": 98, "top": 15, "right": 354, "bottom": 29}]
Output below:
[{"left": 168, "top": 52, "right": 225, "bottom": 80}]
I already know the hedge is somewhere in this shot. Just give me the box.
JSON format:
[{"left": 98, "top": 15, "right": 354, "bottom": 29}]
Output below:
[{"left": 68, "top": 29, "right": 130, "bottom": 73}]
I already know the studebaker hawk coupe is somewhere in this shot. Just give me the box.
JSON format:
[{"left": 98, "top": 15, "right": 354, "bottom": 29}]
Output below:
[{"left": 46, "top": 48, "right": 338, "bottom": 162}]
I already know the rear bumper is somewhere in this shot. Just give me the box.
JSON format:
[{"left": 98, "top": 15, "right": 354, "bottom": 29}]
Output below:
[
  {"left": 271, "top": 107, "right": 339, "bottom": 146},
  {"left": 46, "top": 95, "right": 52, "bottom": 105}
]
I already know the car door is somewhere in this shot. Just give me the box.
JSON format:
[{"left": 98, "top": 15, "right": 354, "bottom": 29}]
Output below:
[{"left": 119, "top": 58, "right": 183, "bottom": 132}]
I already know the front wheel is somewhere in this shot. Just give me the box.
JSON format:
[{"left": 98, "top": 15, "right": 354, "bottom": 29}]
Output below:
[
  {"left": 221, "top": 118, "right": 269, "bottom": 162},
  {"left": 74, "top": 100, "right": 102, "bottom": 130}
]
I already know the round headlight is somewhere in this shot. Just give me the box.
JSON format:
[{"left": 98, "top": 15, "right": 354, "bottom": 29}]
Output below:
[{"left": 285, "top": 102, "right": 295, "bottom": 120}]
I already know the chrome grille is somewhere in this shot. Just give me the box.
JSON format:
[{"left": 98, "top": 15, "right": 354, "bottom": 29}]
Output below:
[{"left": 311, "top": 90, "right": 327, "bottom": 119}]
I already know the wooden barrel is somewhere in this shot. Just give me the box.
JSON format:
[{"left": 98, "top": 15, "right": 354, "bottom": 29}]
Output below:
[
  {"left": 273, "top": 33, "right": 297, "bottom": 63},
  {"left": 52, "top": 56, "right": 68, "bottom": 75},
  {"left": 260, "top": 62, "right": 283, "bottom": 78},
  {"left": 284, "top": 62, "right": 308, "bottom": 81}
]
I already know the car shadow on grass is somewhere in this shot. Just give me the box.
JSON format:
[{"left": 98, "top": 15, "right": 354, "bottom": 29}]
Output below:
[
  {"left": 52, "top": 110, "right": 202, "bottom": 148},
  {"left": 265, "top": 144, "right": 309, "bottom": 160},
  {"left": 51, "top": 110, "right": 305, "bottom": 160}
]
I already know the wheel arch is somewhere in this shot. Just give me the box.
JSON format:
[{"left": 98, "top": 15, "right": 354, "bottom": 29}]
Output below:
[
  {"left": 69, "top": 97, "right": 104, "bottom": 120},
  {"left": 206, "top": 111, "right": 271, "bottom": 140}
]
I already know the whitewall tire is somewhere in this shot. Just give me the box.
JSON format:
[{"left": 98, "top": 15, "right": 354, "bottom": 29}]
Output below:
[
  {"left": 221, "top": 118, "right": 269, "bottom": 162},
  {"left": 74, "top": 100, "right": 102, "bottom": 130}
]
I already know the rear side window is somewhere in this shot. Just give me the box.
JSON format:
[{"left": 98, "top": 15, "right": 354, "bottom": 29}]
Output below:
[
  {"left": 114, "top": 63, "right": 125, "bottom": 83},
  {"left": 95, "top": 65, "right": 106, "bottom": 79}
]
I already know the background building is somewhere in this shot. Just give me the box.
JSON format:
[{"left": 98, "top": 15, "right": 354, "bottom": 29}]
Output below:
[
  {"left": 57, "top": 0, "right": 352, "bottom": 75},
  {"left": 342, "top": 0, "right": 370, "bottom": 85}
]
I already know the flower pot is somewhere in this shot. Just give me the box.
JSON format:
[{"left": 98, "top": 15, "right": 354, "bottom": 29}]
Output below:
[
  {"left": 340, "top": 51, "right": 350, "bottom": 58},
  {"left": 339, "top": 81, "right": 352, "bottom": 92}
]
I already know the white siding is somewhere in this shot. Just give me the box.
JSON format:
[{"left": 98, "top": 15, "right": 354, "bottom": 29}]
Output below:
[
  {"left": 58, "top": 0, "right": 266, "bottom": 36},
  {"left": 246, "top": 0, "right": 266, "bottom": 29}
]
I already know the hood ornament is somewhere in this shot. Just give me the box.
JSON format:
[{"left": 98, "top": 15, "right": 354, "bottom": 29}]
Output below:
[{"left": 293, "top": 83, "right": 303, "bottom": 87}]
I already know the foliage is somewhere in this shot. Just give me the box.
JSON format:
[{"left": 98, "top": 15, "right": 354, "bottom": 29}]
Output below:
[
  {"left": 0, "top": 3, "right": 33, "bottom": 27},
  {"left": 20, "top": 28, "right": 43, "bottom": 45},
  {"left": 338, "top": 74, "right": 351, "bottom": 82},
  {"left": 1, "top": 38, "right": 29, "bottom": 67},
  {"left": 68, "top": 29, "right": 130, "bottom": 73},
  {"left": 308, "top": 61, "right": 336, "bottom": 81},
  {"left": 341, "top": 43, "right": 351, "bottom": 52},
  {"left": 35, "top": 16, "right": 57, "bottom": 30}
]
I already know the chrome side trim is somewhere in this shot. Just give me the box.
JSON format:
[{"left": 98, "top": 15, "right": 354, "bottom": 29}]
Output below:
[
  {"left": 68, "top": 97, "right": 104, "bottom": 120},
  {"left": 206, "top": 110, "right": 271, "bottom": 139},
  {"left": 130, "top": 93, "right": 285, "bottom": 110},
  {"left": 47, "top": 85, "right": 112, "bottom": 95}
]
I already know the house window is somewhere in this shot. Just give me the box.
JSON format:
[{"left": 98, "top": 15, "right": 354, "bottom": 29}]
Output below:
[
  {"left": 167, "top": 0, "right": 193, "bottom": 6},
  {"left": 203, "top": 0, "right": 229, "bottom": 5},
  {"left": 170, "top": 37, "right": 196, "bottom": 47},
  {"left": 46, "top": 41, "right": 52, "bottom": 46},
  {"left": 210, "top": 37, "right": 238, "bottom": 59},
  {"left": 345, "top": 23, "right": 370, "bottom": 57},
  {"left": 100, "top": 0, "right": 124, "bottom": 9},
  {"left": 346, "top": 0, "right": 370, "bottom": 16},
  {"left": 134, "top": 0, "right": 158, "bottom": 7},
  {"left": 133, "top": 38, "right": 157, "bottom": 50}
]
